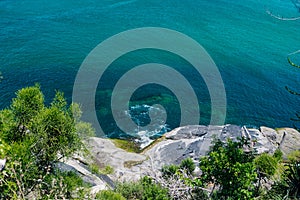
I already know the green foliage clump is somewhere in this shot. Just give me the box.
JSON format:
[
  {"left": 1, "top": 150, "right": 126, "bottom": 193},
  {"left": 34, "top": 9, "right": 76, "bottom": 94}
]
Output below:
[
  {"left": 199, "top": 138, "right": 257, "bottom": 200},
  {"left": 11, "top": 84, "right": 44, "bottom": 129},
  {"left": 283, "top": 160, "right": 300, "bottom": 199},
  {"left": 30, "top": 92, "right": 81, "bottom": 164},
  {"left": 0, "top": 138, "right": 9, "bottom": 158},
  {"left": 0, "top": 85, "right": 93, "bottom": 199},
  {"left": 288, "top": 150, "right": 300, "bottom": 162},
  {"left": 162, "top": 158, "right": 195, "bottom": 178},
  {"left": 0, "top": 139, "right": 40, "bottom": 199},
  {"left": 89, "top": 163, "right": 114, "bottom": 175},
  {"left": 71, "top": 103, "right": 95, "bottom": 139},
  {"left": 101, "top": 165, "right": 114, "bottom": 175},
  {"left": 262, "top": 160, "right": 300, "bottom": 199},
  {"left": 95, "top": 190, "right": 126, "bottom": 200},
  {"left": 89, "top": 163, "right": 101, "bottom": 175},
  {"left": 273, "top": 149, "right": 283, "bottom": 161},
  {"left": 254, "top": 153, "right": 278, "bottom": 177},
  {"left": 116, "top": 176, "right": 170, "bottom": 200},
  {"left": 40, "top": 170, "right": 90, "bottom": 199},
  {"left": 111, "top": 139, "right": 141, "bottom": 153},
  {"left": 161, "top": 164, "right": 179, "bottom": 177},
  {"left": 180, "top": 157, "right": 195, "bottom": 175}
]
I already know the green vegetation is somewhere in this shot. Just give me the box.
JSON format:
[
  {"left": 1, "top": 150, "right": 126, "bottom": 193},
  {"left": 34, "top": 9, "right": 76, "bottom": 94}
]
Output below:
[
  {"left": 0, "top": 85, "right": 92, "bottom": 199},
  {"left": 159, "top": 138, "right": 300, "bottom": 200},
  {"left": 89, "top": 161, "right": 114, "bottom": 176},
  {"left": 101, "top": 165, "right": 114, "bottom": 175},
  {"left": 199, "top": 138, "right": 257, "bottom": 200},
  {"left": 95, "top": 190, "right": 126, "bottom": 200},
  {"left": 0, "top": 85, "right": 172, "bottom": 199},
  {"left": 180, "top": 157, "right": 195, "bottom": 175},
  {"left": 261, "top": 160, "right": 300, "bottom": 199},
  {"left": 162, "top": 164, "right": 179, "bottom": 178},
  {"left": 115, "top": 176, "right": 170, "bottom": 200},
  {"left": 161, "top": 157, "right": 195, "bottom": 178},
  {"left": 110, "top": 138, "right": 141, "bottom": 153},
  {"left": 124, "top": 159, "right": 145, "bottom": 168},
  {"left": 273, "top": 148, "right": 283, "bottom": 161},
  {"left": 288, "top": 150, "right": 300, "bottom": 162},
  {"left": 89, "top": 163, "right": 102, "bottom": 175},
  {"left": 255, "top": 153, "right": 279, "bottom": 178}
]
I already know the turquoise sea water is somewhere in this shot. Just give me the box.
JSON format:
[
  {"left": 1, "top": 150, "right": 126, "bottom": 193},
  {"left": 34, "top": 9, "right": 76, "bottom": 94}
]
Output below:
[{"left": 0, "top": 0, "right": 300, "bottom": 138}]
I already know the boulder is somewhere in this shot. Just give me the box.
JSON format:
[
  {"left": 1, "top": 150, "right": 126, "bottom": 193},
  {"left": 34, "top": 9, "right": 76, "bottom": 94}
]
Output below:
[
  {"left": 276, "top": 128, "right": 300, "bottom": 158},
  {"left": 260, "top": 126, "right": 278, "bottom": 145},
  {"left": 62, "top": 124, "right": 300, "bottom": 190},
  {"left": 87, "top": 137, "right": 148, "bottom": 182}
]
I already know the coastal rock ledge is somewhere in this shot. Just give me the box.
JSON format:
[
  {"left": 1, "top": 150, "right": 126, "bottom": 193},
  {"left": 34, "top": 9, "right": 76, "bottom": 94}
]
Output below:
[{"left": 64, "top": 125, "right": 300, "bottom": 191}]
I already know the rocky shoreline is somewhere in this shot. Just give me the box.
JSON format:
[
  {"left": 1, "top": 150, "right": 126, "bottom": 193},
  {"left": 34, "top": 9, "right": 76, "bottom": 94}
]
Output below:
[{"left": 60, "top": 124, "right": 300, "bottom": 194}]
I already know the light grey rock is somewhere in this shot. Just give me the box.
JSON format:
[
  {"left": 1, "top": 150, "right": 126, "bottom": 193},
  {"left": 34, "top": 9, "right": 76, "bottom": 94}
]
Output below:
[
  {"left": 248, "top": 128, "right": 276, "bottom": 154},
  {"left": 57, "top": 159, "right": 108, "bottom": 188},
  {"left": 165, "top": 125, "right": 208, "bottom": 140},
  {"left": 276, "top": 128, "right": 300, "bottom": 158},
  {"left": 79, "top": 125, "right": 300, "bottom": 186},
  {"left": 87, "top": 137, "right": 148, "bottom": 182},
  {"left": 260, "top": 126, "right": 278, "bottom": 145}
]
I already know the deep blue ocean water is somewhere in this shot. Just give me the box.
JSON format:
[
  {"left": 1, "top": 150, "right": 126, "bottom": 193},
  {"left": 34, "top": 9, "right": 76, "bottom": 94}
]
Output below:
[{"left": 1, "top": 0, "right": 300, "bottom": 139}]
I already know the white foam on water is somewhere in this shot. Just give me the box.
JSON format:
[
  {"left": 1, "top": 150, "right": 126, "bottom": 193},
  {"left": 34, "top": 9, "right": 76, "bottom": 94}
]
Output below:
[{"left": 126, "top": 104, "right": 169, "bottom": 148}]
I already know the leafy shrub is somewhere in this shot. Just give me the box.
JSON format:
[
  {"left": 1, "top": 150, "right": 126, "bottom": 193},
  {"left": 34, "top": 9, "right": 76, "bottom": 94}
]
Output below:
[
  {"left": 116, "top": 176, "right": 170, "bottom": 200},
  {"left": 161, "top": 158, "right": 195, "bottom": 180},
  {"left": 0, "top": 134, "right": 90, "bottom": 199},
  {"left": 273, "top": 149, "right": 283, "bottom": 161},
  {"left": 40, "top": 170, "right": 90, "bottom": 199},
  {"left": 101, "top": 165, "right": 114, "bottom": 175},
  {"left": 180, "top": 158, "right": 195, "bottom": 174},
  {"left": 11, "top": 84, "right": 44, "bottom": 130},
  {"left": 0, "top": 86, "right": 92, "bottom": 199},
  {"left": 161, "top": 164, "right": 179, "bottom": 177},
  {"left": 288, "top": 150, "right": 300, "bottom": 162},
  {"left": 115, "top": 180, "right": 143, "bottom": 199},
  {"left": 0, "top": 140, "right": 40, "bottom": 199},
  {"left": 199, "top": 138, "right": 257, "bottom": 200},
  {"left": 95, "top": 190, "right": 126, "bottom": 200},
  {"left": 262, "top": 160, "right": 300, "bottom": 199},
  {"left": 284, "top": 161, "right": 300, "bottom": 199},
  {"left": 0, "top": 138, "right": 9, "bottom": 158},
  {"left": 254, "top": 153, "right": 278, "bottom": 177},
  {"left": 89, "top": 163, "right": 101, "bottom": 175}
]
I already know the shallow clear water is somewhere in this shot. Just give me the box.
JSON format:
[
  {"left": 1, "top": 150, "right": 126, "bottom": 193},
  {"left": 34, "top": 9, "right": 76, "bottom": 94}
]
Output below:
[{"left": 1, "top": 0, "right": 300, "bottom": 139}]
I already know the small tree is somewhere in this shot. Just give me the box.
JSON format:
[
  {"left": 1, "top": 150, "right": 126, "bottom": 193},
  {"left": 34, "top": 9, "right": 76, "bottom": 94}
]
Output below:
[
  {"left": 0, "top": 85, "right": 92, "bottom": 198},
  {"left": 10, "top": 84, "right": 44, "bottom": 140},
  {"left": 29, "top": 91, "right": 82, "bottom": 165},
  {"left": 254, "top": 153, "right": 278, "bottom": 178},
  {"left": 199, "top": 138, "right": 257, "bottom": 200}
]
